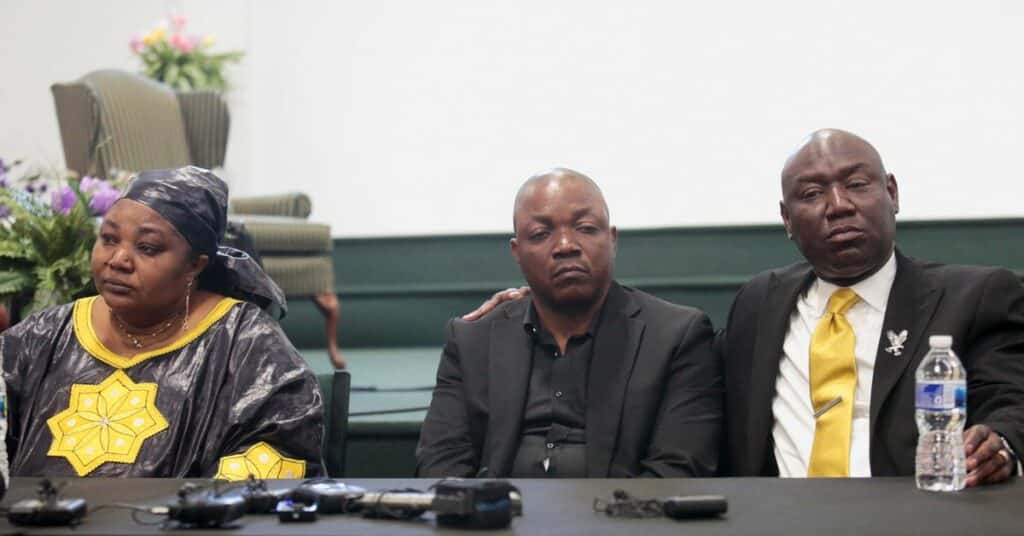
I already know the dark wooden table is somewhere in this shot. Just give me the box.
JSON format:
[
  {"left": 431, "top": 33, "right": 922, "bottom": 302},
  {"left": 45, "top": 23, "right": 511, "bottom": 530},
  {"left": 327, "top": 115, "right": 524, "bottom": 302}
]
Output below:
[{"left": 0, "top": 476, "right": 1019, "bottom": 535}]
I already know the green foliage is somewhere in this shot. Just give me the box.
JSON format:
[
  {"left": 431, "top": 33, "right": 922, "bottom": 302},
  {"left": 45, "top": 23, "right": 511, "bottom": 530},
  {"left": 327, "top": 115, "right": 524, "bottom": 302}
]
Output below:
[
  {"left": 138, "top": 39, "right": 243, "bottom": 91},
  {"left": 0, "top": 185, "right": 98, "bottom": 316},
  {"left": 132, "top": 19, "right": 243, "bottom": 91}
]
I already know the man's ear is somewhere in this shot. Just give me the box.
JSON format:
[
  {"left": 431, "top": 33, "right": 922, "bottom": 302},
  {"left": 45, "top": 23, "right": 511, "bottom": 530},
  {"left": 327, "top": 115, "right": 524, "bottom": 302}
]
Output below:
[
  {"left": 887, "top": 173, "right": 900, "bottom": 214},
  {"left": 779, "top": 201, "right": 793, "bottom": 239},
  {"left": 609, "top": 226, "right": 618, "bottom": 259},
  {"left": 510, "top": 237, "right": 520, "bottom": 266}
]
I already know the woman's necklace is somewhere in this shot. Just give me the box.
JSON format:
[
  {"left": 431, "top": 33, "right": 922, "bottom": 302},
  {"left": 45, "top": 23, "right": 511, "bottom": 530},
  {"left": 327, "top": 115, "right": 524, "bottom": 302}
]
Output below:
[{"left": 112, "top": 310, "right": 183, "bottom": 350}]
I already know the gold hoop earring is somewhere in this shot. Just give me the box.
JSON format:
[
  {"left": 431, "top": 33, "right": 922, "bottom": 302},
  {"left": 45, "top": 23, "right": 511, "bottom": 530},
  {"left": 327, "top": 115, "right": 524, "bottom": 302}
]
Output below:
[{"left": 183, "top": 278, "right": 193, "bottom": 332}]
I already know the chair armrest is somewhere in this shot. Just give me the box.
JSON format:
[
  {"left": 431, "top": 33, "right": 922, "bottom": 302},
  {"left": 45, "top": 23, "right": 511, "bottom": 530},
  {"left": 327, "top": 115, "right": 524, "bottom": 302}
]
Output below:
[{"left": 231, "top": 193, "right": 312, "bottom": 219}]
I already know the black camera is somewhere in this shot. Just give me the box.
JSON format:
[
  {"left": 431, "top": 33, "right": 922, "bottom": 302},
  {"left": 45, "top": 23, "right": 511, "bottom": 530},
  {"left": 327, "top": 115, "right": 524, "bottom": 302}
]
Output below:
[
  {"left": 238, "top": 476, "right": 291, "bottom": 513},
  {"left": 166, "top": 482, "right": 246, "bottom": 528},
  {"left": 431, "top": 479, "right": 521, "bottom": 529},
  {"left": 288, "top": 479, "right": 366, "bottom": 514},
  {"left": 7, "top": 480, "right": 87, "bottom": 527}
]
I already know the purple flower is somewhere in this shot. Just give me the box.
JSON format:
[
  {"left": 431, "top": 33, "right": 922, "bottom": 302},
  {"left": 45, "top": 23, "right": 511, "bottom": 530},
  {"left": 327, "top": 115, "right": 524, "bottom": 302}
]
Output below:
[
  {"left": 78, "top": 177, "right": 122, "bottom": 215},
  {"left": 89, "top": 182, "right": 121, "bottom": 215},
  {"left": 80, "top": 176, "right": 99, "bottom": 192},
  {"left": 51, "top": 186, "right": 77, "bottom": 215},
  {"left": 0, "top": 205, "right": 9, "bottom": 219}
]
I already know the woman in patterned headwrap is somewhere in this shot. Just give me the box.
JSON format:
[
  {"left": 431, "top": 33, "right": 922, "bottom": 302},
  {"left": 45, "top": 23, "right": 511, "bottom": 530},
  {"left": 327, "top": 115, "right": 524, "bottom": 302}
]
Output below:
[{"left": 1, "top": 166, "right": 324, "bottom": 479}]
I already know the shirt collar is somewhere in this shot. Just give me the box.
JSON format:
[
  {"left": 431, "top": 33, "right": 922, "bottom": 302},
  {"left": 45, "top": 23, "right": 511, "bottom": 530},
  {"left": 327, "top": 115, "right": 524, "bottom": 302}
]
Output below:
[
  {"left": 522, "top": 302, "right": 541, "bottom": 334},
  {"left": 811, "top": 249, "right": 897, "bottom": 314},
  {"left": 522, "top": 298, "right": 606, "bottom": 339}
]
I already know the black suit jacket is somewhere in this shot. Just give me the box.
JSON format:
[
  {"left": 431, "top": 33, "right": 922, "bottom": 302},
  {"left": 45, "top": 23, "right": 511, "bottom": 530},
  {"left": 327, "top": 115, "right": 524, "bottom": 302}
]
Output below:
[
  {"left": 416, "top": 282, "right": 723, "bottom": 478},
  {"left": 722, "top": 250, "right": 1024, "bottom": 476}
]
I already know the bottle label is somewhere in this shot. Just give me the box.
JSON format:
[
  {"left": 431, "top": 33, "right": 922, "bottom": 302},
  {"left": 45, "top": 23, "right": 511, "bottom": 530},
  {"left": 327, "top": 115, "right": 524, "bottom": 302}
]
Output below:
[{"left": 916, "top": 381, "right": 966, "bottom": 410}]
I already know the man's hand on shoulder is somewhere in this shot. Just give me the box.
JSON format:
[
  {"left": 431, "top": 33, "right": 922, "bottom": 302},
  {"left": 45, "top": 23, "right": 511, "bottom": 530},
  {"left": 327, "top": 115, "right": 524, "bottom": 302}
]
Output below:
[
  {"left": 462, "top": 286, "right": 531, "bottom": 321},
  {"left": 964, "top": 424, "right": 1017, "bottom": 487}
]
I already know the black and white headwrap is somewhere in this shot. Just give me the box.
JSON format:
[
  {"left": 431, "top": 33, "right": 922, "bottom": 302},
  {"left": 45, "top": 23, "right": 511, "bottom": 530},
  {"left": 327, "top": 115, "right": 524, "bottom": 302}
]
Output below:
[{"left": 120, "top": 166, "right": 287, "bottom": 318}]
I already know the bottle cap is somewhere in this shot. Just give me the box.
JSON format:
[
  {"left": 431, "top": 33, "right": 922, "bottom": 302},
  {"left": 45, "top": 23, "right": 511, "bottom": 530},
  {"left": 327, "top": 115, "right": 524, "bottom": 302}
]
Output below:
[{"left": 929, "top": 335, "right": 953, "bottom": 348}]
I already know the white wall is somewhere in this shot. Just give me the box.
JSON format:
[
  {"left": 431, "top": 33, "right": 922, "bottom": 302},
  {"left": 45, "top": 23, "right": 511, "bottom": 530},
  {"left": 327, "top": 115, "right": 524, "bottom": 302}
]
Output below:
[
  {"left": 0, "top": 0, "right": 250, "bottom": 182},
  {"left": 5, "top": 1, "right": 1024, "bottom": 237}
]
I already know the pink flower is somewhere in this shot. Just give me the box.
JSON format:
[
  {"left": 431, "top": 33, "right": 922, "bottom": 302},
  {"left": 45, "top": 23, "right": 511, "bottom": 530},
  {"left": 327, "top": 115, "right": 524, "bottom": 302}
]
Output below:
[
  {"left": 130, "top": 35, "right": 145, "bottom": 54},
  {"left": 170, "top": 14, "right": 187, "bottom": 32},
  {"left": 170, "top": 32, "right": 194, "bottom": 53}
]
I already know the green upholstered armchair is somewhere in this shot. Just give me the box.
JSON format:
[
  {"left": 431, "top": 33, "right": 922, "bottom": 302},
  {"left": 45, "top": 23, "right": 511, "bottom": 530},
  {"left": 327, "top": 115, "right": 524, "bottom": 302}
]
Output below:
[{"left": 51, "top": 69, "right": 344, "bottom": 368}]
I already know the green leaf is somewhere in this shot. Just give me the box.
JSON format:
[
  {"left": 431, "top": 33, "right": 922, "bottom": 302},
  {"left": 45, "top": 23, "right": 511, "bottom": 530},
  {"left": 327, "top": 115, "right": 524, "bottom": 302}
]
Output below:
[
  {"left": 208, "top": 51, "right": 244, "bottom": 63},
  {"left": 0, "top": 270, "right": 34, "bottom": 296},
  {"left": 0, "top": 241, "right": 32, "bottom": 262},
  {"left": 165, "top": 63, "right": 181, "bottom": 86},
  {"left": 182, "top": 63, "right": 208, "bottom": 88}
]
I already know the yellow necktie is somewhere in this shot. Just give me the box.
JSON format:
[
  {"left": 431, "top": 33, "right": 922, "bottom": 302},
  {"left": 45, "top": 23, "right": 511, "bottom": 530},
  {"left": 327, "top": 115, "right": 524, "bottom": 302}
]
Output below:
[{"left": 807, "top": 287, "right": 860, "bottom": 477}]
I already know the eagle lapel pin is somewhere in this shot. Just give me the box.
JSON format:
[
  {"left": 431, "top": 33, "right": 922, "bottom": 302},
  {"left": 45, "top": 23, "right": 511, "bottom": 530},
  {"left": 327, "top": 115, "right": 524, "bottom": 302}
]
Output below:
[{"left": 885, "top": 329, "right": 908, "bottom": 356}]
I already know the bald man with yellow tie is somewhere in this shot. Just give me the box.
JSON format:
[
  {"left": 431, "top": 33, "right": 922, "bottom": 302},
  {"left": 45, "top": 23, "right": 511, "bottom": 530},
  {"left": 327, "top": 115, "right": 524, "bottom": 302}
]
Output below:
[{"left": 721, "top": 129, "right": 1024, "bottom": 485}]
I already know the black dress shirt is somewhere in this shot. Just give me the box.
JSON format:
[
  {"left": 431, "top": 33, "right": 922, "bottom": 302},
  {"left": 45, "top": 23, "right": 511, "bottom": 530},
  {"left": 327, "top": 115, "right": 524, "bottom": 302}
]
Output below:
[{"left": 510, "top": 302, "right": 604, "bottom": 477}]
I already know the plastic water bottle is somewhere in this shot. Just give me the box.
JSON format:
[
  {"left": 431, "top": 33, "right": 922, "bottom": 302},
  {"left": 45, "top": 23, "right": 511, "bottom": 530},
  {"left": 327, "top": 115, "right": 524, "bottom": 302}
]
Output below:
[{"left": 915, "top": 335, "right": 966, "bottom": 491}]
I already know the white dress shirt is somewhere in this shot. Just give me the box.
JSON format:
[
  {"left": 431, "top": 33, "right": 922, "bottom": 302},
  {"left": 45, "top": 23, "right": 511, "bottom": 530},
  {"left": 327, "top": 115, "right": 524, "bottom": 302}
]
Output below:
[{"left": 772, "top": 251, "right": 897, "bottom": 477}]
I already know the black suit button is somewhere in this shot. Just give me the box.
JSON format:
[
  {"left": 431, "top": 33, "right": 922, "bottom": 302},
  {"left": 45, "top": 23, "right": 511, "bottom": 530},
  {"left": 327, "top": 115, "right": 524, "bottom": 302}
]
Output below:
[
  {"left": 555, "top": 391, "right": 564, "bottom": 398},
  {"left": 546, "top": 443, "right": 555, "bottom": 449}
]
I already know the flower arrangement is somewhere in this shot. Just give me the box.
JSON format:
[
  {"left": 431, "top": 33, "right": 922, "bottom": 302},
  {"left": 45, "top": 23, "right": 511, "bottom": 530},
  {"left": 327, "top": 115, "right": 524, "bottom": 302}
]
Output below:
[
  {"left": 131, "top": 14, "right": 243, "bottom": 91},
  {"left": 0, "top": 159, "right": 125, "bottom": 317}
]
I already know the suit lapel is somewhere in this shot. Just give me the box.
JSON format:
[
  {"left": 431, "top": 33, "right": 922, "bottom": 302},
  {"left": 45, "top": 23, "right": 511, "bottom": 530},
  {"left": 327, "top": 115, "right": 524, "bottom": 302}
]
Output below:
[
  {"left": 585, "top": 284, "right": 644, "bottom": 477},
  {"left": 485, "top": 301, "right": 533, "bottom": 476},
  {"left": 748, "top": 266, "right": 814, "bottom": 474},
  {"left": 870, "top": 252, "right": 942, "bottom": 435}
]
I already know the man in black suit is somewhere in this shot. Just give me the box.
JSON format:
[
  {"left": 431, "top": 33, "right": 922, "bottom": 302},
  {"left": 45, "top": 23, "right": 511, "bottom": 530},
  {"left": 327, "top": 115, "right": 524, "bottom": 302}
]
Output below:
[
  {"left": 416, "top": 168, "right": 723, "bottom": 478},
  {"left": 722, "top": 129, "right": 1024, "bottom": 485}
]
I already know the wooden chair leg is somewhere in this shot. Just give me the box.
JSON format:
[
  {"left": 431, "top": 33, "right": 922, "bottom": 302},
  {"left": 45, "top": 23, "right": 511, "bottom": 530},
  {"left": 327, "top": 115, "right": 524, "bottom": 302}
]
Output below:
[{"left": 312, "top": 292, "right": 344, "bottom": 369}]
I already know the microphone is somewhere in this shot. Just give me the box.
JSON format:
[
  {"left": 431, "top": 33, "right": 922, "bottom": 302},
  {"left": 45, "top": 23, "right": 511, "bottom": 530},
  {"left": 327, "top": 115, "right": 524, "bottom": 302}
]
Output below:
[
  {"left": 356, "top": 479, "right": 522, "bottom": 529},
  {"left": 662, "top": 495, "right": 728, "bottom": 519}
]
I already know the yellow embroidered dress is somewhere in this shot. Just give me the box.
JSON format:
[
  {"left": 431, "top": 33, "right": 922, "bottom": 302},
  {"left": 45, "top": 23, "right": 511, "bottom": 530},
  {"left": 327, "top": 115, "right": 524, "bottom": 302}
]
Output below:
[{"left": 1, "top": 296, "right": 324, "bottom": 479}]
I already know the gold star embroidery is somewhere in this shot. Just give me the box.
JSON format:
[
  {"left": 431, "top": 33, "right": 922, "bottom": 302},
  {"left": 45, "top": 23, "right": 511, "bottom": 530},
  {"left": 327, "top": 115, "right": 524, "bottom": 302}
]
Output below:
[
  {"left": 46, "top": 370, "right": 168, "bottom": 476},
  {"left": 215, "top": 442, "right": 306, "bottom": 481}
]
